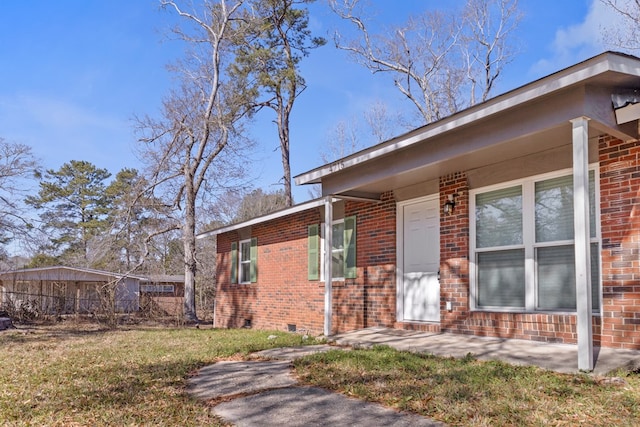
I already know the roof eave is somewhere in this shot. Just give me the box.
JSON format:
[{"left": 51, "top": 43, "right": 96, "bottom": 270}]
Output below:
[{"left": 294, "top": 52, "right": 640, "bottom": 186}]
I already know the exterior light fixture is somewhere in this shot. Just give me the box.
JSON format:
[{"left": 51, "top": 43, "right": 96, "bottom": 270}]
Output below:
[{"left": 443, "top": 194, "right": 457, "bottom": 215}]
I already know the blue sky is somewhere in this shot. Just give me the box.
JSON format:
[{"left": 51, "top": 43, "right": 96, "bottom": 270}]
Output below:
[{"left": 0, "top": 0, "right": 621, "bottom": 203}]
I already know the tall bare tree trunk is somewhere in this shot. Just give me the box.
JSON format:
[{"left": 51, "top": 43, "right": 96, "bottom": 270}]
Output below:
[
  {"left": 277, "top": 100, "right": 293, "bottom": 206},
  {"left": 183, "top": 174, "right": 198, "bottom": 322}
]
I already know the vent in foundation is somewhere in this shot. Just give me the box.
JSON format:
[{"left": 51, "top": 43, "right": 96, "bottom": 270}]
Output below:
[
  {"left": 287, "top": 324, "right": 297, "bottom": 332},
  {"left": 243, "top": 319, "right": 252, "bottom": 328}
]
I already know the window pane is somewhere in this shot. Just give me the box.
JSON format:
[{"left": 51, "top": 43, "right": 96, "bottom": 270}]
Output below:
[
  {"left": 537, "top": 243, "right": 600, "bottom": 310},
  {"left": 332, "top": 249, "right": 344, "bottom": 278},
  {"left": 240, "top": 241, "right": 251, "bottom": 283},
  {"left": 591, "top": 243, "right": 600, "bottom": 310},
  {"left": 536, "top": 176, "right": 574, "bottom": 242},
  {"left": 477, "top": 249, "right": 525, "bottom": 308},
  {"left": 589, "top": 170, "right": 596, "bottom": 238},
  {"left": 332, "top": 222, "right": 345, "bottom": 278},
  {"left": 537, "top": 245, "right": 576, "bottom": 309},
  {"left": 241, "top": 242, "right": 251, "bottom": 260},
  {"left": 241, "top": 262, "right": 250, "bottom": 283},
  {"left": 332, "top": 223, "right": 344, "bottom": 249},
  {"left": 535, "top": 172, "right": 596, "bottom": 242},
  {"left": 476, "top": 186, "right": 522, "bottom": 248}
]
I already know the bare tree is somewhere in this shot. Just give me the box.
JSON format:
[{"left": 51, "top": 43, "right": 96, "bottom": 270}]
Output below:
[
  {"left": 320, "top": 100, "right": 399, "bottom": 164},
  {"left": 0, "top": 139, "right": 39, "bottom": 247},
  {"left": 329, "top": 0, "right": 521, "bottom": 125},
  {"left": 362, "top": 100, "right": 402, "bottom": 144},
  {"left": 136, "top": 0, "right": 254, "bottom": 322},
  {"left": 601, "top": 0, "right": 640, "bottom": 51}
]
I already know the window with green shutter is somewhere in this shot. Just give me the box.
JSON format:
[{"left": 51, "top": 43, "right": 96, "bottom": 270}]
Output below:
[
  {"left": 238, "top": 238, "right": 257, "bottom": 284},
  {"left": 318, "top": 216, "right": 357, "bottom": 280}
]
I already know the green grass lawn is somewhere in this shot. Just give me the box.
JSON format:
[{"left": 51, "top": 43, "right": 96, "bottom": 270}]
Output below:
[
  {"left": 294, "top": 346, "right": 640, "bottom": 426},
  {"left": 1, "top": 322, "right": 639, "bottom": 426},
  {"left": 0, "top": 321, "right": 310, "bottom": 426}
]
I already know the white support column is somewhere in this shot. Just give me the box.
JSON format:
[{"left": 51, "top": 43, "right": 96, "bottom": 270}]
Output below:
[
  {"left": 571, "top": 117, "right": 593, "bottom": 371},
  {"left": 323, "top": 196, "right": 333, "bottom": 337}
]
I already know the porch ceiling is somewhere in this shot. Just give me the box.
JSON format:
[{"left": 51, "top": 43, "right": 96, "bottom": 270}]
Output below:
[{"left": 324, "top": 123, "right": 601, "bottom": 196}]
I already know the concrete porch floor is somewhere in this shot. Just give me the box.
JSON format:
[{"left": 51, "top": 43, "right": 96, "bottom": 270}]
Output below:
[{"left": 329, "top": 327, "right": 640, "bottom": 375}]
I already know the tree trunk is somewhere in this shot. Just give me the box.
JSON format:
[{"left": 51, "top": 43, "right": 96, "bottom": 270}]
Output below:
[
  {"left": 183, "top": 178, "right": 198, "bottom": 322},
  {"left": 277, "top": 99, "right": 293, "bottom": 207}
]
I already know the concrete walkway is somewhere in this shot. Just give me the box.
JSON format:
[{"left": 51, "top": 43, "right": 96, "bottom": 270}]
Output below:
[
  {"left": 188, "top": 328, "right": 640, "bottom": 426},
  {"left": 187, "top": 344, "right": 442, "bottom": 427},
  {"left": 330, "top": 327, "right": 640, "bottom": 375}
]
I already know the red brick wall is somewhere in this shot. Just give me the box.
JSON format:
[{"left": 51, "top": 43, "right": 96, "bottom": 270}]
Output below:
[
  {"left": 215, "top": 209, "right": 325, "bottom": 334},
  {"left": 215, "top": 193, "right": 398, "bottom": 336},
  {"left": 336, "top": 192, "right": 397, "bottom": 333},
  {"left": 599, "top": 135, "right": 640, "bottom": 349},
  {"left": 439, "top": 172, "right": 471, "bottom": 334}
]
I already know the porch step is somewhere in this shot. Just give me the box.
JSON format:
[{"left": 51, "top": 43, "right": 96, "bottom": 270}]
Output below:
[{"left": 0, "top": 317, "right": 13, "bottom": 331}]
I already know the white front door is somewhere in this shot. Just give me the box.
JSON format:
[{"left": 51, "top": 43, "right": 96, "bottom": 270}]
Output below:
[{"left": 401, "top": 197, "right": 440, "bottom": 322}]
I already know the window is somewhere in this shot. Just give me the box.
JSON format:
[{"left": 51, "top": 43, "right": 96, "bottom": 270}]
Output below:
[
  {"left": 231, "top": 237, "right": 257, "bottom": 284},
  {"left": 140, "top": 284, "right": 175, "bottom": 293},
  {"left": 331, "top": 220, "right": 345, "bottom": 279},
  {"left": 239, "top": 239, "right": 252, "bottom": 284},
  {"left": 308, "top": 216, "right": 356, "bottom": 280},
  {"left": 471, "top": 168, "right": 600, "bottom": 312}
]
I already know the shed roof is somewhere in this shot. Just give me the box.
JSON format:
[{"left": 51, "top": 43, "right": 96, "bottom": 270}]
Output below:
[{"left": 0, "top": 266, "right": 148, "bottom": 282}]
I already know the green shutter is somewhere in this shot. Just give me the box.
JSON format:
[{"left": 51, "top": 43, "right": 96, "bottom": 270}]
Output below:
[
  {"left": 250, "top": 237, "right": 258, "bottom": 283},
  {"left": 344, "top": 216, "right": 356, "bottom": 279},
  {"left": 308, "top": 224, "right": 320, "bottom": 280},
  {"left": 230, "top": 241, "right": 238, "bottom": 284}
]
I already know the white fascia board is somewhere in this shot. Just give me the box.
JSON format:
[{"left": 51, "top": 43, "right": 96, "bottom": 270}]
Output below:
[
  {"left": 197, "top": 197, "right": 339, "bottom": 239},
  {"left": 295, "top": 53, "right": 640, "bottom": 186}
]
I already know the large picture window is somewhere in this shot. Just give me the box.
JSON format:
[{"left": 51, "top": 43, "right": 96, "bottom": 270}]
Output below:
[{"left": 471, "top": 168, "right": 600, "bottom": 312}]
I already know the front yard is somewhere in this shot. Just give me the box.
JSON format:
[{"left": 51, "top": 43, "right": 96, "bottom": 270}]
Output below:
[
  {"left": 0, "top": 322, "right": 307, "bottom": 426},
  {"left": 1, "top": 322, "right": 638, "bottom": 426}
]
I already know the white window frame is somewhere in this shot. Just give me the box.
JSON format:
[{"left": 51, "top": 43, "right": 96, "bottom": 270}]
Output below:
[
  {"left": 469, "top": 166, "right": 602, "bottom": 313},
  {"left": 239, "top": 238, "right": 252, "bottom": 284},
  {"left": 320, "top": 219, "right": 346, "bottom": 281}
]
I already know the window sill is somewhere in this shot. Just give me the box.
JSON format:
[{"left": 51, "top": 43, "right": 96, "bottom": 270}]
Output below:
[{"left": 471, "top": 308, "right": 602, "bottom": 316}]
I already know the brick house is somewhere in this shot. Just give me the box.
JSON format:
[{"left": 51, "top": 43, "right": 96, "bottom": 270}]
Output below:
[{"left": 199, "top": 52, "right": 640, "bottom": 370}]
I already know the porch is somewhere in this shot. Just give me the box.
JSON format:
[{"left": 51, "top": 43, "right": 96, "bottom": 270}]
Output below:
[{"left": 329, "top": 327, "right": 640, "bottom": 375}]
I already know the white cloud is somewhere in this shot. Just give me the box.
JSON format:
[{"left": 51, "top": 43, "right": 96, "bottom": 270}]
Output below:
[{"left": 530, "top": 0, "right": 623, "bottom": 76}]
